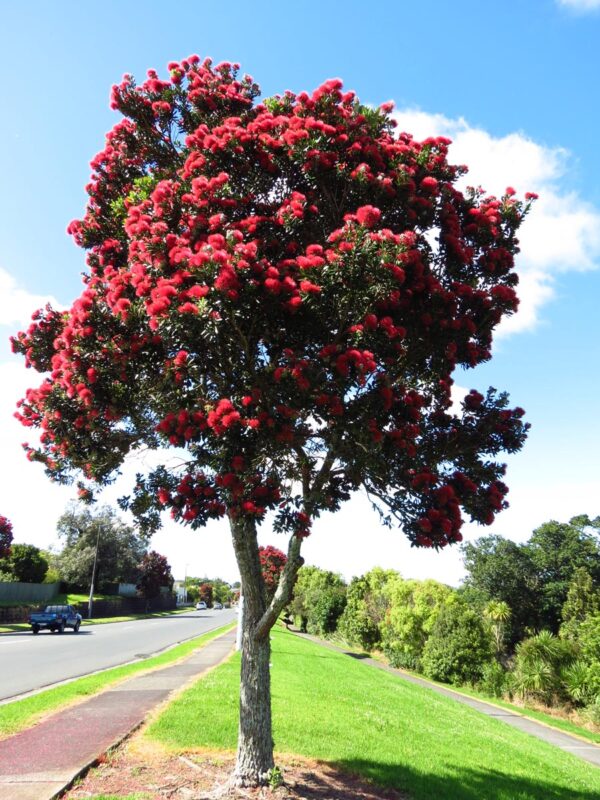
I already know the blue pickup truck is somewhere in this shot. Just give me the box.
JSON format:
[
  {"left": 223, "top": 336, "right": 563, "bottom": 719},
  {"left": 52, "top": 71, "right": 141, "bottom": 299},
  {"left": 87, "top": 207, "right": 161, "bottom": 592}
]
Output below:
[{"left": 29, "top": 604, "right": 82, "bottom": 634}]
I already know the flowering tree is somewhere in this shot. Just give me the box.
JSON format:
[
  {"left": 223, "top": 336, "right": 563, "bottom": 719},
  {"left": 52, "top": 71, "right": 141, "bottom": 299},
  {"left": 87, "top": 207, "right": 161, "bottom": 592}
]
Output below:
[
  {"left": 13, "top": 56, "right": 531, "bottom": 786},
  {"left": 199, "top": 581, "right": 214, "bottom": 607},
  {"left": 0, "top": 516, "right": 13, "bottom": 560},
  {"left": 136, "top": 550, "right": 174, "bottom": 600},
  {"left": 258, "top": 545, "right": 287, "bottom": 601}
]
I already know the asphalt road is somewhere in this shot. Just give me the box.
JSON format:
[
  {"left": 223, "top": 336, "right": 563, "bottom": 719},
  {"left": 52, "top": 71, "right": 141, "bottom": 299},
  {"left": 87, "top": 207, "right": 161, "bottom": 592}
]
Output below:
[{"left": 0, "top": 608, "right": 237, "bottom": 702}]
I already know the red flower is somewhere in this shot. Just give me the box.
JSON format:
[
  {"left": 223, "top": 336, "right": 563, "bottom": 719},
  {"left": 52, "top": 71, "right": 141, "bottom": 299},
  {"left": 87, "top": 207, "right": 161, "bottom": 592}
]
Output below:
[{"left": 355, "top": 205, "right": 381, "bottom": 228}]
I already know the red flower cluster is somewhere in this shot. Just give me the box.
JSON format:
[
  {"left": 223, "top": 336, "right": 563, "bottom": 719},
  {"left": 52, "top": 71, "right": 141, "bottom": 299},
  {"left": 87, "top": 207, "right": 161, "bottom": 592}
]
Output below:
[
  {"left": 258, "top": 545, "right": 287, "bottom": 600},
  {"left": 0, "top": 516, "right": 13, "bottom": 559},
  {"left": 12, "top": 56, "right": 531, "bottom": 547}
]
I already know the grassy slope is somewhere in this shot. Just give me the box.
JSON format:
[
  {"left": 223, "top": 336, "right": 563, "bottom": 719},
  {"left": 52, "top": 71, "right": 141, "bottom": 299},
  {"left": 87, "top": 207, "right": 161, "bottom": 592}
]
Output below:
[
  {"left": 147, "top": 627, "right": 600, "bottom": 800},
  {"left": 0, "top": 623, "right": 235, "bottom": 738},
  {"left": 328, "top": 635, "right": 600, "bottom": 747},
  {"left": 444, "top": 682, "right": 600, "bottom": 745}
]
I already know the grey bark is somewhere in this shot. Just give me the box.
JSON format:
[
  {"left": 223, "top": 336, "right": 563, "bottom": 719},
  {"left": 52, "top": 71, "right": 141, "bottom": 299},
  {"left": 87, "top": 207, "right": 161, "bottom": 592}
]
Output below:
[
  {"left": 228, "top": 448, "right": 333, "bottom": 785},
  {"left": 230, "top": 516, "right": 274, "bottom": 786}
]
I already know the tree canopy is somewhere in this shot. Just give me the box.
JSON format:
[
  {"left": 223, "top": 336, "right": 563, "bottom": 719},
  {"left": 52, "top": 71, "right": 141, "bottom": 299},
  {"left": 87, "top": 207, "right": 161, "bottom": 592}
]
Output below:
[
  {"left": 1, "top": 543, "right": 49, "bottom": 583},
  {"left": 527, "top": 515, "right": 600, "bottom": 632},
  {"left": 12, "top": 55, "right": 532, "bottom": 786},
  {"left": 137, "top": 550, "right": 174, "bottom": 599},
  {"left": 0, "top": 516, "right": 13, "bottom": 560},
  {"left": 55, "top": 505, "right": 147, "bottom": 591}
]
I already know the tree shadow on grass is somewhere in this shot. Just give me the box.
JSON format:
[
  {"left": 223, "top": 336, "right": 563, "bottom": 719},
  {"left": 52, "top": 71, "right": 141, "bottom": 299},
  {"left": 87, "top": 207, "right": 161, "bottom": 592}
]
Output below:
[{"left": 337, "top": 757, "right": 600, "bottom": 800}]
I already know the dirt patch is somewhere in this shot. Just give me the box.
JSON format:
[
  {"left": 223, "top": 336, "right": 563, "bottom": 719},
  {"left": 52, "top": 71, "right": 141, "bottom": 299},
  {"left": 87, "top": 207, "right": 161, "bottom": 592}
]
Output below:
[{"left": 64, "top": 739, "right": 406, "bottom": 800}]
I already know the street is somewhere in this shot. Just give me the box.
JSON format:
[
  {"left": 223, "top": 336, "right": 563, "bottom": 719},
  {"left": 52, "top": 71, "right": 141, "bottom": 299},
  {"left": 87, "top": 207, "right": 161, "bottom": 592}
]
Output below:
[{"left": 0, "top": 608, "right": 237, "bottom": 701}]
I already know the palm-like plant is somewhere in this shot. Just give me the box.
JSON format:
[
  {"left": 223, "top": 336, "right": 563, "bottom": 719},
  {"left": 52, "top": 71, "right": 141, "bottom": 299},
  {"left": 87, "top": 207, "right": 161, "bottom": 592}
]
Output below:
[{"left": 484, "top": 600, "right": 511, "bottom": 657}]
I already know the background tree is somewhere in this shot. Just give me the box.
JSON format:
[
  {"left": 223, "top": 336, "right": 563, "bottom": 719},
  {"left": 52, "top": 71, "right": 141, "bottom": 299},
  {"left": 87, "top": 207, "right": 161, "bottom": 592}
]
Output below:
[
  {"left": 199, "top": 582, "right": 214, "bottom": 607},
  {"left": 137, "top": 550, "right": 174, "bottom": 600},
  {"left": 560, "top": 568, "right": 600, "bottom": 641},
  {"left": 484, "top": 599, "right": 511, "bottom": 659},
  {"left": 381, "top": 576, "right": 454, "bottom": 669},
  {"left": 0, "top": 516, "right": 13, "bottom": 560},
  {"left": 258, "top": 545, "right": 287, "bottom": 602},
  {"left": 421, "top": 600, "right": 493, "bottom": 684},
  {"left": 462, "top": 535, "right": 539, "bottom": 644},
  {"left": 338, "top": 567, "right": 395, "bottom": 651},
  {"left": 13, "top": 57, "right": 531, "bottom": 786},
  {"left": 55, "top": 505, "right": 147, "bottom": 592},
  {"left": 2, "top": 544, "right": 49, "bottom": 583},
  {"left": 289, "top": 566, "right": 347, "bottom": 635},
  {"left": 526, "top": 516, "right": 600, "bottom": 633},
  {"left": 212, "top": 578, "right": 233, "bottom": 605}
]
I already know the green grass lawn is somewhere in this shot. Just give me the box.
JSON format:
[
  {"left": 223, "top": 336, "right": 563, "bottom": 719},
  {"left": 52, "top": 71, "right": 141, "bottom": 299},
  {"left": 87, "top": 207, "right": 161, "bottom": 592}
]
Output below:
[
  {"left": 0, "top": 623, "right": 235, "bottom": 739},
  {"left": 331, "top": 635, "right": 600, "bottom": 747},
  {"left": 441, "top": 682, "right": 600, "bottom": 746},
  {"left": 147, "top": 627, "right": 600, "bottom": 800}
]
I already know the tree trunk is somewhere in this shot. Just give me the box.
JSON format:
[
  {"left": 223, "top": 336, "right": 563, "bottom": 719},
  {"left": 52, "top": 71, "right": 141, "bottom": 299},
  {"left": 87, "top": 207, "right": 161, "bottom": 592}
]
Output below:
[
  {"left": 235, "top": 596, "right": 274, "bottom": 785},
  {"left": 230, "top": 516, "right": 274, "bottom": 786}
]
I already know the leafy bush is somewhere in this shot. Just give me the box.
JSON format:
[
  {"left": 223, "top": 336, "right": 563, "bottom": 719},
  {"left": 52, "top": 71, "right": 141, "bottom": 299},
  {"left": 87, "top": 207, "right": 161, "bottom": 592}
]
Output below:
[
  {"left": 421, "top": 601, "right": 493, "bottom": 684},
  {"left": 585, "top": 698, "right": 600, "bottom": 729},
  {"left": 511, "top": 631, "right": 577, "bottom": 704},
  {"left": 578, "top": 613, "right": 600, "bottom": 663},
  {"left": 478, "top": 660, "right": 509, "bottom": 698},
  {"left": 290, "top": 566, "right": 346, "bottom": 635},
  {"left": 384, "top": 641, "right": 423, "bottom": 671},
  {"left": 381, "top": 577, "right": 454, "bottom": 672},
  {"left": 563, "top": 661, "right": 600, "bottom": 707},
  {"left": 5, "top": 544, "right": 49, "bottom": 583},
  {"left": 311, "top": 588, "right": 347, "bottom": 636},
  {"left": 337, "top": 568, "right": 394, "bottom": 650}
]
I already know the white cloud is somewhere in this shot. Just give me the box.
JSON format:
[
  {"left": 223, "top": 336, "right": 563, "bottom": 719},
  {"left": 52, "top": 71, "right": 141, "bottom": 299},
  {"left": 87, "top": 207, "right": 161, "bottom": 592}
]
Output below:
[
  {"left": 0, "top": 267, "right": 61, "bottom": 328},
  {"left": 558, "top": 0, "right": 600, "bottom": 11},
  {"left": 392, "top": 110, "right": 600, "bottom": 336}
]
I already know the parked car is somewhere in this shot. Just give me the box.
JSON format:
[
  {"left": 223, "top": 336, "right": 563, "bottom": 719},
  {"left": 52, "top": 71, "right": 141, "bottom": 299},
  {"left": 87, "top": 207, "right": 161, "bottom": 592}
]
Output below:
[
  {"left": 214, "top": 602, "right": 223, "bottom": 610},
  {"left": 29, "top": 605, "right": 82, "bottom": 634},
  {"left": 195, "top": 601, "right": 207, "bottom": 610}
]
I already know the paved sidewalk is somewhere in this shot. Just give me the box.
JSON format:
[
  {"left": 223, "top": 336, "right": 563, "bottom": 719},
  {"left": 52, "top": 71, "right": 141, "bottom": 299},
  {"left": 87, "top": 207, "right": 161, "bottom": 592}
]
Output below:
[
  {"left": 0, "top": 627, "right": 236, "bottom": 800},
  {"left": 295, "top": 632, "right": 600, "bottom": 769}
]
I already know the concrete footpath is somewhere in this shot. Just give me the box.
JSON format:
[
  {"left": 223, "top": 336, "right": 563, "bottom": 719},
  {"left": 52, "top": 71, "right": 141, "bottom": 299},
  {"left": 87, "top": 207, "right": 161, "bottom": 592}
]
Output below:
[
  {"left": 0, "top": 627, "right": 236, "bottom": 800},
  {"left": 296, "top": 632, "right": 600, "bottom": 769}
]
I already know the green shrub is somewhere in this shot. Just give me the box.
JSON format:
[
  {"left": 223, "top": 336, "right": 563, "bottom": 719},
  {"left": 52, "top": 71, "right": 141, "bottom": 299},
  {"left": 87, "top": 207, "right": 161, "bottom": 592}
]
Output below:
[
  {"left": 421, "top": 601, "right": 493, "bottom": 685},
  {"left": 578, "top": 613, "right": 600, "bottom": 662},
  {"left": 586, "top": 698, "right": 600, "bottom": 729},
  {"left": 478, "top": 660, "right": 509, "bottom": 697},
  {"left": 511, "top": 631, "right": 577, "bottom": 704},
  {"left": 563, "top": 661, "right": 600, "bottom": 707},
  {"left": 309, "top": 588, "right": 347, "bottom": 636},
  {"left": 290, "top": 566, "right": 347, "bottom": 637},
  {"left": 337, "top": 568, "right": 394, "bottom": 650},
  {"left": 380, "top": 577, "right": 454, "bottom": 671},
  {"left": 383, "top": 640, "right": 422, "bottom": 671}
]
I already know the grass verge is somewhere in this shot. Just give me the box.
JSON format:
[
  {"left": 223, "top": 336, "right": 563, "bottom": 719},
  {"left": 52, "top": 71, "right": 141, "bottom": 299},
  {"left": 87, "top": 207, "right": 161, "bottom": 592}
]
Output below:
[
  {"left": 147, "top": 626, "right": 600, "bottom": 800},
  {"left": 0, "top": 622, "right": 235, "bottom": 739}
]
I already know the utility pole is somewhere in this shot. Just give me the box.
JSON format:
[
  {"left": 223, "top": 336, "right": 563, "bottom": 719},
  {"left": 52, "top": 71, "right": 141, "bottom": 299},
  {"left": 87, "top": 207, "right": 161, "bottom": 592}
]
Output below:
[
  {"left": 87, "top": 523, "right": 101, "bottom": 620},
  {"left": 235, "top": 589, "right": 243, "bottom": 651}
]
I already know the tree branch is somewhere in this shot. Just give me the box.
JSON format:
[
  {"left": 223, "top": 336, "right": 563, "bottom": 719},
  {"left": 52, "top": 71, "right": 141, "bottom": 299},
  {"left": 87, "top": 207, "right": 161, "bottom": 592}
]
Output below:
[{"left": 254, "top": 531, "right": 304, "bottom": 640}]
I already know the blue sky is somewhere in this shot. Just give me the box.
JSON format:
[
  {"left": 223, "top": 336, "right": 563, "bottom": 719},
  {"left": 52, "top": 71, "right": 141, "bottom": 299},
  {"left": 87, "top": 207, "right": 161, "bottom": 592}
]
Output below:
[{"left": 0, "top": 0, "right": 598, "bottom": 584}]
